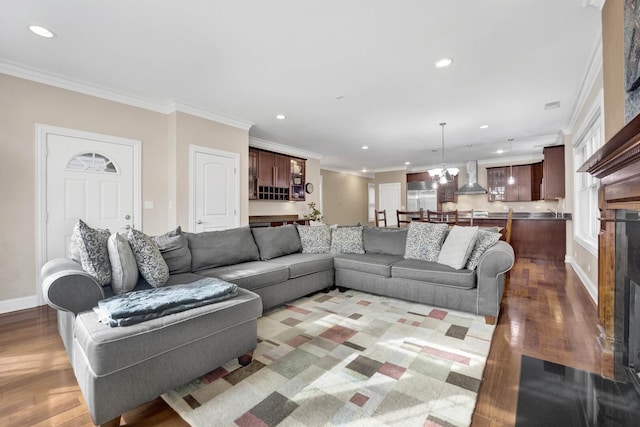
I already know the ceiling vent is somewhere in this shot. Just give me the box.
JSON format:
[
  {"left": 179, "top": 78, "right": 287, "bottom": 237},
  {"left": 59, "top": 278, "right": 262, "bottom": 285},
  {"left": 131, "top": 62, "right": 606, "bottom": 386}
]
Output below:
[{"left": 545, "top": 101, "right": 561, "bottom": 110}]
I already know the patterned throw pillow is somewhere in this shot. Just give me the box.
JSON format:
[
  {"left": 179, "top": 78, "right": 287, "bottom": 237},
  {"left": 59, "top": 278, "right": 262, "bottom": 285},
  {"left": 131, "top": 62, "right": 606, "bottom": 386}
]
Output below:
[
  {"left": 330, "top": 225, "right": 365, "bottom": 254},
  {"left": 404, "top": 222, "right": 449, "bottom": 262},
  {"left": 107, "top": 233, "right": 139, "bottom": 294},
  {"left": 297, "top": 224, "right": 331, "bottom": 253},
  {"left": 70, "top": 219, "right": 111, "bottom": 286},
  {"left": 127, "top": 228, "right": 170, "bottom": 287},
  {"left": 465, "top": 230, "right": 502, "bottom": 270}
]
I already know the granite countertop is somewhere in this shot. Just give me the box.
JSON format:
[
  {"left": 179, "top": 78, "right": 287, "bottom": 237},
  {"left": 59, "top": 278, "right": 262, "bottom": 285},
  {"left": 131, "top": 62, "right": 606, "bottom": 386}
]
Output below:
[{"left": 468, "top": 212, "right": 572, "bottom": 221}]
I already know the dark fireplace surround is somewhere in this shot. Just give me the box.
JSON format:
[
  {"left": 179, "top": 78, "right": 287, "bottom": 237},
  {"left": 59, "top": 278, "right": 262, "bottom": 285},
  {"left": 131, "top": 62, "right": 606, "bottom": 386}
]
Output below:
[{"left": 579, "top": 112, "right": 640, "bottom": 390}]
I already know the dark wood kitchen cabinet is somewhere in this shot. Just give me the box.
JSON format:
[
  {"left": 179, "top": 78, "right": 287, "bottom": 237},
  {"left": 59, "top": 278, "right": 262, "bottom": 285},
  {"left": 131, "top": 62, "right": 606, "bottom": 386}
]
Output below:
[
  {"left": 258, "top": 150, "right": 290, "bottom": 188},
  {"left": 543, "top": 145, "right": 565, "bottom": 200},
  {"left": 249, "top": 148, "right": 258, "bottom": 200},
  {"left": 487, "top": 163, "right": 542, "bottom": 202},
  {"left": 251, "top": 148, "right": 306, "bottom": 201}
]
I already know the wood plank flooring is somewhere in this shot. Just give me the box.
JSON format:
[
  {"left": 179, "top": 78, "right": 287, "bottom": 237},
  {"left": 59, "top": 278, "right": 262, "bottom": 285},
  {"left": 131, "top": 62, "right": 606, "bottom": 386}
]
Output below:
[{"left": 0, "top": 257, "right": 601, "bottom": 426}]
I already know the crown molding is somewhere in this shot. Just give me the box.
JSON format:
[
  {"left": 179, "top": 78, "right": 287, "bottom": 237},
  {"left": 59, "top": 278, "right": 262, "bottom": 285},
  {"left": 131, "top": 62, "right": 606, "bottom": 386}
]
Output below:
[
  {"left": 566, "top": 33, "right": 603, "bottom": 133},
  {"left": 0, "top": 59, "right": 255, "bottom": 131},
  {"left": 320, "top": 166, "right": 375, "bottom": 179},
  {"left": 249, "top": 137, "right": 323, "bottom": 160},
  {"left": 166, "top": 100, "right": 254, "bottom": 130}
]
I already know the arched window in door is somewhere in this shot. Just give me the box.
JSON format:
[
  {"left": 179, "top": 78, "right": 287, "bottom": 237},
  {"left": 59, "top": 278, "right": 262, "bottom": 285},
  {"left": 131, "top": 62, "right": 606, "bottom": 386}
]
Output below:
[{"left": 66, "top": 152, "right": 118, "bottom": 173}]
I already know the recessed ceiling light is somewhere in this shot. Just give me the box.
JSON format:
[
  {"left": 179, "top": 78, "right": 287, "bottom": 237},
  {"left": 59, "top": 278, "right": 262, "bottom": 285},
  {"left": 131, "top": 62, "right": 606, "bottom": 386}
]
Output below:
[
  {"left": 479, "top": 125, "right": 489, "bottom": 129},
  {"left": 362, "top": 146, "right": 369, "bottom": 150},
  {"left": 434, "top": 58, "right": 453, "bottom": 68},
  {"left": 405, "top": 162, "right": 411, "bottom": 165},
  {"left": 29, "top": 25, "right": 55, "bottom": 38},
  {"left": 497, "top": 149, "right": 504, "bottom": 154},
  {"left": 275, "top": 114, "right": 286, "bottom": 120},
  {"left": 362, "top": 168, "right": 368, "bottom": 173}
]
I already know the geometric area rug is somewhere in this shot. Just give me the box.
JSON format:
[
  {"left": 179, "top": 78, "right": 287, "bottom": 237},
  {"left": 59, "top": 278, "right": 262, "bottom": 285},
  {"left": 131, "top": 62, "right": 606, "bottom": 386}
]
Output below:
[{"left": 162, "top": 290, "right": 496, "bottom": 427}]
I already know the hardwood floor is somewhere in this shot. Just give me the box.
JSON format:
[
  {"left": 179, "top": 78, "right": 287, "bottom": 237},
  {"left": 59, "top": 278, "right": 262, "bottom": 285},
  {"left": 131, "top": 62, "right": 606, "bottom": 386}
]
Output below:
[{"left": 0, "top": 257, "right": 600, "bottom": 426}]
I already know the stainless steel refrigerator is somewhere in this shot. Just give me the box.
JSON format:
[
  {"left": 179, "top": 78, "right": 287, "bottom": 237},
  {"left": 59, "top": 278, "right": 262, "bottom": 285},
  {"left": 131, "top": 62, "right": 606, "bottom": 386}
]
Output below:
[{"left": 407, "top": 181, "right": 437, "bottom": 213}]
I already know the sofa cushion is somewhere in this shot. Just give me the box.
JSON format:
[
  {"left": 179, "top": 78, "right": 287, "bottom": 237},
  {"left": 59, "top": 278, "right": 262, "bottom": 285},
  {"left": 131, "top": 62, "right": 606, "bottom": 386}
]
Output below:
[
  {"left": 404, "top": 222, "right": 448, "bottom": 262},
  {"left": 330, "top": 225, "right": 365, "bottom": 254},
  {"left": 186, "top": 227, "right": 260, "bottom": 272},
  {"left": 297, "top": 224, "right": 331, "bottom": 254},
  {"left": 265, "top": 253, "right": 334, "bottom": 278},
  {"left": 392, "top": 259, "right": 476, "bottom": 289},
  {"left": 334, "top": 253, "right": 403, "bottom": 278},
  {"left": 127, "top": 229, "right": 170, "bottom": 287},
  {"left": 197, "top": 261, "right": 289, "bottom": 291},
  {"left": 74, "top": 288, "right": 262, "bottom": 376},
  {"left": 437, "top": 226, "right": 479, "bottom": 270},
  {"left": 251, "top": 225, "right": 302, "bottom": 260},
  {"left": 70, "top": 219, "right": 112, "bottom": 286},
  {"left": 466, "top": 230, "right": 502, "bottom": 270},
  {"left": 363, "top": 226, "right": 408, "bottom": 256},
  {"left": 154, "top": 226, "right": 191, "bottom": 274},
  {"left": 107, "top": 233, "right": 138, "bottom": 294}
]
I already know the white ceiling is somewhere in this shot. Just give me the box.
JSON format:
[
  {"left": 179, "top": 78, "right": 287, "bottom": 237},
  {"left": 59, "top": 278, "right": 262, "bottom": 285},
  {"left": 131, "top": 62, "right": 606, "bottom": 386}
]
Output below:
[{"left": 0, "top": 0, "right": 602, "bottom": 174}]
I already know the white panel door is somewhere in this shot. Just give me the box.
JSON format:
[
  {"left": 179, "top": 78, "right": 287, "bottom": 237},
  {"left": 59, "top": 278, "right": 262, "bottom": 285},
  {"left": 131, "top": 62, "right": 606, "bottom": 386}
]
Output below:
[
  {"left": 46, "top": 131, "right": 138, "bottom": 261},
  {"left": 379, "top": 183, "right": 402, "bottom": 226},
  {"left": 191, "top": 146, "right": 239, "bottom": 232}
]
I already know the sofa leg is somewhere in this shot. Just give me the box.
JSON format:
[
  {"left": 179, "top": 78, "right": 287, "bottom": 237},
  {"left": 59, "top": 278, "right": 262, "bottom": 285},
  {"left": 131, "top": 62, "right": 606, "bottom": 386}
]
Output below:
[
  {"left": 330, "top": 285, "right": 337, "bottom": 290},
  {"left": 322, "top": 287, "right": 330, "bottom": 293},
  {"left": 484, "top": 315, "right": 497, "bottom": 325},
  {"left": 337, "top": 286, "right": 348, "bottom": 293},
  {"left": 238, "top": 352, "right": 253, "bottom": 367},
  {"left": 100, "top": 415, "right": 121, "bottom": 427}
]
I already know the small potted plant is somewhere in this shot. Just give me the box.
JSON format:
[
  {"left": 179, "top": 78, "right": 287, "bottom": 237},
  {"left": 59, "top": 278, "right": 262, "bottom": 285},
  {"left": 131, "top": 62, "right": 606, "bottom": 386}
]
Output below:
[{"left": 303, "top": 202, "right": 323, "bottom": 224}]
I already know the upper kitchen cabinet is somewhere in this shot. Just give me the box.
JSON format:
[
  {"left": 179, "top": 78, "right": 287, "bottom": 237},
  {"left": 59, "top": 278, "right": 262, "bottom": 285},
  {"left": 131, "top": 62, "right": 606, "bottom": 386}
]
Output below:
[
  {"left": 487, "top": 163, "right": 542, "bottom": 202},
  {"left": 407, "top": 172, "right": 429, "bottom": 182},
  {"left": 252, "top": 148, "right": 306, "bottom": 201},
  {"left": 437, "top": 175, "right": 458, "bottom": 204},
  {"left": 249, "top": 148, "right": 258, "bottom": 200},
  {"left": 542, "top": 145, "right": 565, "bottom": 200}
]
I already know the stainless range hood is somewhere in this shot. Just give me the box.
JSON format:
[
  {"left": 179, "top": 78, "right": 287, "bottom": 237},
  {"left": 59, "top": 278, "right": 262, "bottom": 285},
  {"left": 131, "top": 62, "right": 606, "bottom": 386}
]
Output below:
[{"left": 455, "top": 160, "right": 487, "bottom": 195}]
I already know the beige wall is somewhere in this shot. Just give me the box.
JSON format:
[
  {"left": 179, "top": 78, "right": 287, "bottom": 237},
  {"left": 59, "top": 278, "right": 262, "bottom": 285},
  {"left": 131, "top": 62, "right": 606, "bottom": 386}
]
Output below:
[
  {"left": 320, "top": 169, "right": 371, "bottom": 225},
  {"left": 603, "top": 0, "right": 625, "bottom": 140},
  {"left": 0, "top": 73, "right": 252, "bottom": 307}
]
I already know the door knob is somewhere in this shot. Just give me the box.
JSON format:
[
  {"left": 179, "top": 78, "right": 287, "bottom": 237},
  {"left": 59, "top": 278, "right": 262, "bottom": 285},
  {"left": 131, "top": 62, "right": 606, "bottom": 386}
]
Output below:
[
  {"left": 197, "top": 220, "right": 203, "bottom": 225},
  {"left": 125, "top": 215, "right": 131, "bottom": 220},
  {"left": 125, "top": 225, "right": 131, "bottom": 230}
]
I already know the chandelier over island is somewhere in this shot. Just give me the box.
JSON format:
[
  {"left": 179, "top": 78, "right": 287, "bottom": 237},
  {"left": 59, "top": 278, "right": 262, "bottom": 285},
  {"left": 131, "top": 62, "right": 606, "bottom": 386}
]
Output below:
[{"left": 428, "top": 122, "right": 459, "bottom": 185}]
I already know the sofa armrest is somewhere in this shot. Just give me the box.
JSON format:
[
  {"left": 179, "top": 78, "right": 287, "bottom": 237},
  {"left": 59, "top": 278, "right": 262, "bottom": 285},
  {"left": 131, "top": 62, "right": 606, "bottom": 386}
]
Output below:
[
  {"left": 41, "top": 258, "right": 105, "bottom": 315},
  {"left": 474, "top": 241, "right": 515, "bottom": 316}
]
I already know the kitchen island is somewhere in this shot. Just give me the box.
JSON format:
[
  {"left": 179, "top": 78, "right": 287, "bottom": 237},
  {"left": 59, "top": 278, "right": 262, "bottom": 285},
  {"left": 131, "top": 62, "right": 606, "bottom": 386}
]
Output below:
[{"left": 467, "top": 212, "right": 570, "bottom": 261}]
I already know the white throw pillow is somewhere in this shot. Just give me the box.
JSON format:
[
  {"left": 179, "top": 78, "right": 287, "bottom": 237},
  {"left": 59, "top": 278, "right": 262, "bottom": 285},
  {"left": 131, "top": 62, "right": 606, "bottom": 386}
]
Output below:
[
  {"left": 108, "top": 233, "right": 139, "bottom": 294},
  {"left": 437, "top": 226, "right": 479, "bottom": 269}
]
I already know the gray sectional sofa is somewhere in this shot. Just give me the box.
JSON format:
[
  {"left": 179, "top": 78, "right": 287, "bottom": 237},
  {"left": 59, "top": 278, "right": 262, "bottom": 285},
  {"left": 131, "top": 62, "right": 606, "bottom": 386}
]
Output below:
[{"left": 40, "top": 223, "right": 514, "bottom": 426}]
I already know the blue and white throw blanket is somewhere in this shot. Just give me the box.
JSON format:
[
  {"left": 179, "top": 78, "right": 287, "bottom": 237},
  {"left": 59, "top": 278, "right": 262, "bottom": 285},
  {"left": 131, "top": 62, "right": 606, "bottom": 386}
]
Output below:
[{"left": 94, "top": 277, "right": 238, "bottom": 327}]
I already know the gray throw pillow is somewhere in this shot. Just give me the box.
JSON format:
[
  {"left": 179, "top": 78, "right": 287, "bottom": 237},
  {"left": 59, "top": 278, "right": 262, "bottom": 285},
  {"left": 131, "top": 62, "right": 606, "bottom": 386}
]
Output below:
[
  {"left": 154, "top": 226, "right": 192, "bottom": 274},
  {"left": 465, "top": 230, "right": 502, "bottom": 270},
  {"left": 297, "top": 224, "right": 331, "bottom": 253},
  {"left": 185, "top": 226, "right": 260, "bottom": 271},
  {"left": 330, "top": 225, "right": 365, "bottom": 254},
  {"left": 404, "top": 222, "right": 449, "bottom": 262},
  {"left": 437, "top": 226, "right": 479, "bottom": 270},
  {"left": 363, "top": 226, "right": 408, "bottom": 256},
  {"left": 107, "top": 233, "right": 139, "bottom": 294},
  {"left": 251, "top": 225, "right": 302, "bottom": 260},
  {"left": 127, "top": 228, "right": 170, "bottom": 287},
  {"left": 70, "top": 219, "right": 111, "bottom": 286}
]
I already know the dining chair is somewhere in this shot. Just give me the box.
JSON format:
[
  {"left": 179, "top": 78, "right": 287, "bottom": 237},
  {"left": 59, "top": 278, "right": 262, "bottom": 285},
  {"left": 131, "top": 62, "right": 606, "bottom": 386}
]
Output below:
[
  {"left": 427, "top": 209, "right": 459, "bottom": 225},
  {"left": 374, "top": 209, "right": 387, "bottom": 227},
  {"left": 396, "top": 208, "right": 424, "bottom": 227},
  {"left": 456, "top": 209, "right": 474, "bottom": 226},
  {"left": 505, "top": 208, "right": 513, "bottom": 244}
]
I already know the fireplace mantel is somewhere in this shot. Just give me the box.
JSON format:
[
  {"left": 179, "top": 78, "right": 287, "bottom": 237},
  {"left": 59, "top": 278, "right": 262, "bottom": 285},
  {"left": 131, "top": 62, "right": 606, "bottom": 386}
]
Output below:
[{"left": 579, "top": 112, "right": 640, "bottom": 379}]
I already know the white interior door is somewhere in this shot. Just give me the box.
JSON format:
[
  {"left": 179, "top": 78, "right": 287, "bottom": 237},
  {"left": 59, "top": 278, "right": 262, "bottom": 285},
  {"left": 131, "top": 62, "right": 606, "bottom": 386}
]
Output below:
[
  {"left": 379, "top": 183, "right": 401, "bottom": 226},
  {"left": 45, "top": 130, "right": 140, "bottom": 261},
  {"left": 190, "top": 145, "right": 239, "bottom": 232}
]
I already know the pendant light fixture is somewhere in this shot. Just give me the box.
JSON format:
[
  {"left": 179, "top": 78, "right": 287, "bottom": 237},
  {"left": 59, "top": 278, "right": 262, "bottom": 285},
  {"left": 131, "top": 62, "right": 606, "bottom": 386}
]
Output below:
[
  {"left": 428, "top": 122, "right": 459, "bottom": 185},
  {"left": 507, "top": 138, "right": 515, "bottom": 185}
]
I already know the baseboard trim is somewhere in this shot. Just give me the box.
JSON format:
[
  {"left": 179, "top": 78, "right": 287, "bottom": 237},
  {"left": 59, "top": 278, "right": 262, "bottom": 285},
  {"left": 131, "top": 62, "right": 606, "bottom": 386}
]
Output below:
[
  {"left": 0, "top": 295, "right": 39, "bottom": 315},
  {"left": 568, "top": 257, "right": 598, "bottom": 304}
]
